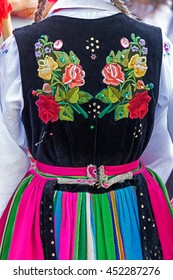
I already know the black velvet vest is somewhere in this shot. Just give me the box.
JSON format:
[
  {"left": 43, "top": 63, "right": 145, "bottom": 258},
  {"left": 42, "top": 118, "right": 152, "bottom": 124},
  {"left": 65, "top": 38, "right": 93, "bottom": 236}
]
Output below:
[{"left": 14, "top": 13, "right": 162, "bottom": 167}]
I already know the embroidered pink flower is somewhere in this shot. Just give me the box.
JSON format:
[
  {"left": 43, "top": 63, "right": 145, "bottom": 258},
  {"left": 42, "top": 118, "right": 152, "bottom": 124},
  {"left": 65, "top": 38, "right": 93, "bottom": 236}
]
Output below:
[
  {"left": 164, "top": 42, "right": 171, "bottom": 54},
  {"left": 62, "top": 63, "right": 85, "bottom": 89},
  {"left": 128, "top": 91, "right": 151, "bottom": 119},
  {"left": 102, "top": 63, "right": 125, "bottom": 86},
  {"left": 42, "top": 83, "right": 52, "bottom": 93},
  {"left": 53, "top": 40, "right": 63, "bottom": 50},
  {"left": 36, "top": 95, "right": 60, "bottom": 124},
  {"left": 120, "top": 37, "right": 130, "bottom": 48}
]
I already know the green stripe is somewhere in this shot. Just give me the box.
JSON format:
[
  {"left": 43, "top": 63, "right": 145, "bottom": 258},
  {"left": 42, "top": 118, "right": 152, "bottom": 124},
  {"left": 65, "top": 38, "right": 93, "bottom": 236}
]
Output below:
[
  {"left": 100, "top": 194, "right": 116, "bottom": 260},
  {"left": 78, "top": 193, "right": 87, "bottom": 260},
  {"left": 93, "top": 194, "right": 116, "bottom": 260},
  {"left": 93, "top": 195, "right": 107, "bottom": 259},
  {"left": 0, "top": 175, "right": 33, "bottom": 260},
  {"left": 147, "top": 168, "right": 173, "bottom": 217}
]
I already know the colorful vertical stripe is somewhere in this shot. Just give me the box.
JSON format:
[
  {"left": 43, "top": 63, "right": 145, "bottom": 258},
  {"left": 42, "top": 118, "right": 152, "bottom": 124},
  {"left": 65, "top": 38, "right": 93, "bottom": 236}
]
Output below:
[{"left": 1, "top": 164, "right": 173, "bottom": 260}]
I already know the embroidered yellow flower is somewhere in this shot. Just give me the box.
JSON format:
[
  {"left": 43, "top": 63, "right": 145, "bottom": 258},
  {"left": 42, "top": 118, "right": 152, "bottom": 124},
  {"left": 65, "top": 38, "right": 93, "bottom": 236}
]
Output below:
[
  {"left": 38, "top": 55, "right": 58, "bottom": 80},
  {"left": 128, "top": 54, "right": 147, "bottom": 78}
]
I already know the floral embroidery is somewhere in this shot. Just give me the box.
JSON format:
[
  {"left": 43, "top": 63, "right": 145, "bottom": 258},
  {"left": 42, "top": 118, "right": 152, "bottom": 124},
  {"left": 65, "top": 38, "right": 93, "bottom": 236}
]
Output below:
[
  {"left": 0, "top": 42, "right": 8, "bottom": 54},
  {"left": 36, "top": 95, "right": 60, "bottom": 124},
  {"left": 102, "top": 63, "right": 125, "bottom": 86},
  {"left": 128, "top": 91, "right": 151, "bottom": 119},
  {"left": 33, "top": 34, "right": 154, "bottom": 124},
  {"left": 96, "top": 33, "right": 154, "bottom": 121},
  {"left": 164, "top": 41, "right": 171, "bottom": 56},
  {"left": 62, "top": 64, "right": 85, "bottom": 89},
  {"left": 33, "top": 35, "right": 92, "bottom": 123}
]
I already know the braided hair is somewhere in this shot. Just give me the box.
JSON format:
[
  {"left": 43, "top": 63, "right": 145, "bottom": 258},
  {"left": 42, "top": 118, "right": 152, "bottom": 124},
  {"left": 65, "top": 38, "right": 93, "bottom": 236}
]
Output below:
[
  {"left": 110, "top": 0, "right": 132, "bottom": 16},
  {"left": 34, "top": 0, "right": 132, "bottom": 23},
  {"left": 34, "top": 0, "right": 47, "bottom": 23}
]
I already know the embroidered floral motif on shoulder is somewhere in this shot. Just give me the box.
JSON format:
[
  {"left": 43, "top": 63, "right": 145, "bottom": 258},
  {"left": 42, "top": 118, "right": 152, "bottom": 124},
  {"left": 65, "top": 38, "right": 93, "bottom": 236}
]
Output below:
[
  {"left": 95, "top": 33, "right": 154, "bottom": 121},
  {"left": 0, "top": 42, "right": 8, "bottom": 54},
  {"left": 164, "top": 41, "right": 171, "bottom": 57},
  {"left": 33, "top": 35, "right": 92, "bottom": 123}
]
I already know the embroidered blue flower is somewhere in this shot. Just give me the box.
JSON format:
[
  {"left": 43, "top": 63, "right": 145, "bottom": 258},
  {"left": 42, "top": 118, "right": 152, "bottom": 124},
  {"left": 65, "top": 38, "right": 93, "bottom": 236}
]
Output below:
[
  {"left": 44, "top": 47, "right": 52, "bottom": 54},
  {"left": 139, "top": 39, "right": 146, "bottom": 46},
  {"left": 142, "top": 47, "right": 148, "bottom": 55},
  {"left": 35, "top": 42, "right": 43, "bottom": 49},
  {"left": 131, "top": 46, "right": 139, "bottom": 52},
  {"left": 35, "top": 51, "right": 42, "bottom": 58}
]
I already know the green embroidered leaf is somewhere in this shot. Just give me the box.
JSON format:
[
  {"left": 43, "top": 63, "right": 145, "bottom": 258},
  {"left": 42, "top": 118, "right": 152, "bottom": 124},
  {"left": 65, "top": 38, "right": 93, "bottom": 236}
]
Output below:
[
  {"left": 78, "top": 91, "right": 93, "bottom": 104},
  {"left": 114, "top": 51, "right": 122, "bottom": 64},
  {"left": 108, "top": 86, "right": 121, "bottom": 102},
  {"left": 44, "top": 42, "right": 53, "bottom": 48},
  {"left": 39, "top": 35, "right": 49, "bottom": 45},
  {"left": 59, "top": 106, "right": 74, "bottom": 121},
  {"left": 121, "top": 84, "right": 133, "bottom": 99},
  {"left": 95, "top": 89, "right": 111, "bottom": 104},
  {"left": 54, "top": 87, "right": 63, "bottom": 102},
  {"left": 106, "top": 50, "right": 117, "bottom": 64},
  {"left": 65, "top": 87, "right": 79, "bottom": 104},
  {"left": 54, "top": 51, "right": 71, "bottom": 67},
  {"left": 69, "top": 51, "right": 80, "bottom": 64},
  {"left": 114, "top": 104, "right": 129, "bottom": 121},
  {"left": 120, "top": 49, "right": 130, "bottom": 67},
  {"left": 131, "top": 33, "right": 136, "bottom": 42},
  {"left": 36, "top": 89, "right": 44, "bottom": 95}
]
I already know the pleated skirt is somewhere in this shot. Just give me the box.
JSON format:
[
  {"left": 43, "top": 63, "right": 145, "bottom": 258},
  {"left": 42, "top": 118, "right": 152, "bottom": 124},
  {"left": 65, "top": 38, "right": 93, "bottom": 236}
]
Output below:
[{"left": 0, "top": 161, "right": 173, "bottom": 260}]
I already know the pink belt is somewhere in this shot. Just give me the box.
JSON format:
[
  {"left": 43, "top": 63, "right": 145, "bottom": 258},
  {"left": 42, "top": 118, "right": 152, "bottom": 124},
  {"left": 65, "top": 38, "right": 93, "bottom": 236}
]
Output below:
[{"left": 36, "top": 159, "right": 141, "bottom": 189}]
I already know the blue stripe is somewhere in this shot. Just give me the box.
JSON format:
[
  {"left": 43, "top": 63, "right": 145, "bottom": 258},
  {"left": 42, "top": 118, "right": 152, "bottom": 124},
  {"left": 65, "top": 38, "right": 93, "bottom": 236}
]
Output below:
[{"left": 116, "top": 186, "right": 143, "bottom": 260}]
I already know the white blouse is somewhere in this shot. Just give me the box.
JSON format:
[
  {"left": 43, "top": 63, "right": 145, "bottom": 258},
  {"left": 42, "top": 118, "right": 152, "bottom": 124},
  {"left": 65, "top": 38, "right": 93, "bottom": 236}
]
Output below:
[{"left": 0, "top": 0, "right": 173, "bottom": 216}]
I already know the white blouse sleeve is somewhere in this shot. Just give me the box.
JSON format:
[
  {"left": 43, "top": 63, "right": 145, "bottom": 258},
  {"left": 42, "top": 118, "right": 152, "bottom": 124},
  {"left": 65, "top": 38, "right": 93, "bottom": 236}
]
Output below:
[
  {"left": 0, "top": 35, "right": 30, "bottom": 217},
  {"left": 141, "top": 32, "right": 173, "bottom": 183}
]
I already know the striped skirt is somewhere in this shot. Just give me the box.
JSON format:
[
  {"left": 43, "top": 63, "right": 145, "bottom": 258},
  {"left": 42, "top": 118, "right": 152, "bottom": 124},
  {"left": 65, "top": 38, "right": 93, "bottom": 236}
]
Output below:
[{"left": 0, "top": 160, "right": 173, "bottom": 260}]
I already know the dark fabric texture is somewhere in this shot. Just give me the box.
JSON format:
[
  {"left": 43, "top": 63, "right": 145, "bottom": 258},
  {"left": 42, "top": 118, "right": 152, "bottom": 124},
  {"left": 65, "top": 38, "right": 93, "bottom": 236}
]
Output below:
[
  {"left": 14, "top": 13, "right": 162, "bottom": 167},
  {"left": 40, "top": 180, "right": 57, "bottom": 260},
  {"left": 135, "top": 175, "right": 163, "bottom": 260}
]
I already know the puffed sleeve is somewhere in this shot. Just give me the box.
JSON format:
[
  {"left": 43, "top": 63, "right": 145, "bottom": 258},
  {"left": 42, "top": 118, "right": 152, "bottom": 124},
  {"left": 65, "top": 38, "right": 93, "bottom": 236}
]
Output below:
[
  {"left": 141, "top": 32, "right": 173, "bottom": 183},
  {"left": 0, "top": 34, "right": 30, "bottom": 217}
]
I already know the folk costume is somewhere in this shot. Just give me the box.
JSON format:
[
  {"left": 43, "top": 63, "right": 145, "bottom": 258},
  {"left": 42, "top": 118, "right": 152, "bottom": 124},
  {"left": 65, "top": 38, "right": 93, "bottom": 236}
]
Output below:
[{"left": 0, "top": 0, "right": 173, "bottom": 260}]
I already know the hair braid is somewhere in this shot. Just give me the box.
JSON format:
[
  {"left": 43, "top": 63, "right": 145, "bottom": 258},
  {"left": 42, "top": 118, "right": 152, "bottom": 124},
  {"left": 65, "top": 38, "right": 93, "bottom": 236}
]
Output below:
[
  {"left": 34, "top": 0, "right": 47, "bottom": 23},
  {"left": 110, "top": 0, "right": 132, "bottom": 16}
]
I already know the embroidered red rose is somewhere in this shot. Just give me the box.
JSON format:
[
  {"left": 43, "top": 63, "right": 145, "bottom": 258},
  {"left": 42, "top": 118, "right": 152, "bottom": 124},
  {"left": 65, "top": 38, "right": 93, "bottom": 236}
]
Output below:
[
  {"left": 128, "top": 91, "right": 151, "bottom": 119},
  {"left": 62, "top": 63, "right": 85, "bottom": 89},
  {"left": 102, "top": 63, "right": 125, "bottom": 86},
  {"left": 36, "top": 95, "right": 60, "bottom": 124}
]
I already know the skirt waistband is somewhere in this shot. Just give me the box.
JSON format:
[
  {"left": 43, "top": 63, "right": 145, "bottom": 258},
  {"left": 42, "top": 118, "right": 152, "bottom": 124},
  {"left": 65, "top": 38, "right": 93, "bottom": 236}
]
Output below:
[
  {"left": 35, "top": 160, "right": 142, "bottom": 189},
  {"left": 36, "top": 160, "right": 140, "bottom": 177}
]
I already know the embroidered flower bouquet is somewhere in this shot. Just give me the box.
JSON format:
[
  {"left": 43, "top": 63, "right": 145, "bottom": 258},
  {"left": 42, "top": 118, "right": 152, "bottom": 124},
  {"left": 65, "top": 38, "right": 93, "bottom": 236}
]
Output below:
[
  {"left": 96, "top": 33, "right": 154, "bottom": 121},
  {"left": 33, "top": 35, "right": 92, "bottom": 123},
  {"left": 33, "top": 33, "right": 154, "bottom": 124}
]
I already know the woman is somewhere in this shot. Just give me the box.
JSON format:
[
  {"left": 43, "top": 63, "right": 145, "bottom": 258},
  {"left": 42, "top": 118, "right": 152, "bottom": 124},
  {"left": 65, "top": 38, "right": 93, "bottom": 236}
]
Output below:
[
  {"left": 0, "top": 0, "right": 173, "bottom": 260},
  {"left": 129, "top": 0, "right": 173, "bottom": 200}
]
